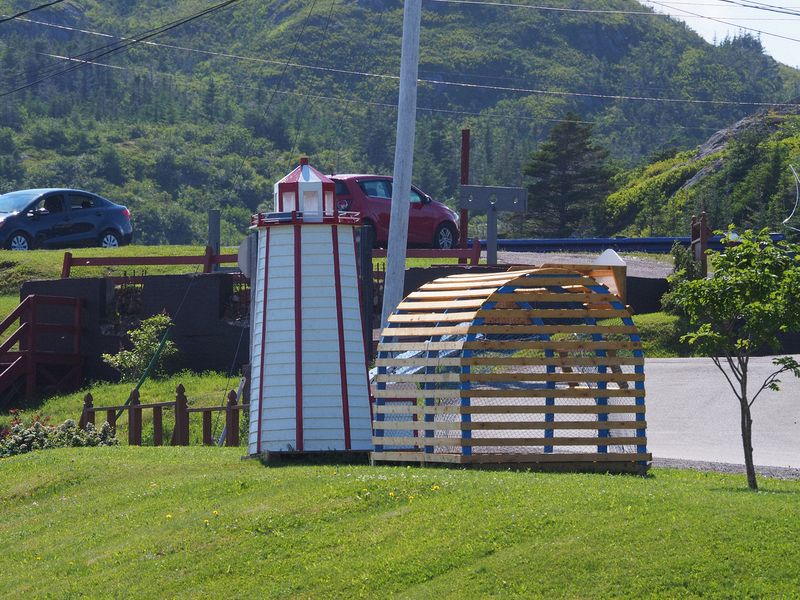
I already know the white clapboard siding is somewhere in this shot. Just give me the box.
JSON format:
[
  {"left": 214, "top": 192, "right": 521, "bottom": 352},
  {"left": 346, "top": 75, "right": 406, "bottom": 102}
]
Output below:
[{"left": 250, "top": 222, "right": 372, "bottom": 454}]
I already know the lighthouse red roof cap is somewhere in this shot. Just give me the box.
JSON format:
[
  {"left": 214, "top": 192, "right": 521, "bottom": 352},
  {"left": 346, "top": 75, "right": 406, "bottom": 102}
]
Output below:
[{"left": 277, "top": 158, "right": 333, "bottom": 185}]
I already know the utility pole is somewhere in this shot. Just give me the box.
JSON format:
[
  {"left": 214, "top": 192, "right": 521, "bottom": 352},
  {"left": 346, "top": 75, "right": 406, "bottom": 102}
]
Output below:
[{"left": 380, "top": 0, "right": 422, "bottom": 329}]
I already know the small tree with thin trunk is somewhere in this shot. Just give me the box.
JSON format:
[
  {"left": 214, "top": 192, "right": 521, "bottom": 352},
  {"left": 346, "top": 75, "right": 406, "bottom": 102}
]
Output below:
[{"left": 672, "top": 228, "right": 800, "bottom": 490}]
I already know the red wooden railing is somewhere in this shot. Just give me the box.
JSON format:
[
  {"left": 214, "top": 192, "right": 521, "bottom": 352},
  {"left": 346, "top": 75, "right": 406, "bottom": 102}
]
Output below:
[
  {"left": 79, "top": 384, "right": 248, "bottom": 447},
  {"left": 0, "top": 295, "right": 83, "bottom": 398},
  {"left": 371, "top": 238, "right": 481, "bottom": 265},
  {"left": 61, "top": 246, "right": 239, "bottom": 281}
]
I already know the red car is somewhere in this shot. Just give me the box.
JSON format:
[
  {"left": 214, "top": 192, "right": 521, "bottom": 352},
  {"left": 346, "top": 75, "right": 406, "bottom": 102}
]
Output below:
[{"left": 330, "top": 174, "right": 459, "bottom": 249}]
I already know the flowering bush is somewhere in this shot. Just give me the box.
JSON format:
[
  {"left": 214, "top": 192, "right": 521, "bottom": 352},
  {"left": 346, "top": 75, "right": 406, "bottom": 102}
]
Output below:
[{"left": 0, "top": 418, "right": 118, "bottom": 458}]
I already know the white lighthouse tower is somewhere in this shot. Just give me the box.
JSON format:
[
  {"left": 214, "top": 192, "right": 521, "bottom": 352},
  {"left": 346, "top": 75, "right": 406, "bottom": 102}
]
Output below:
[{"left": 248, "top": 158, "right": 372, "bottom": 455}]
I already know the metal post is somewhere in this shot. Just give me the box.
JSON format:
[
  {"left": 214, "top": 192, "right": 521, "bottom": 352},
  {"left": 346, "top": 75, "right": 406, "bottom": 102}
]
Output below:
[
  {"left": 208, "top": 209, "right": 221, "bottom": 272},
  {"left": 380, "top": 0, "right": 422, "bottom": 329},
  {"left": 487, "top": 204, "right": 498, "bottom": 265},
  {"left": 460, "top": 129, "right": 470, "bottom": 250}
]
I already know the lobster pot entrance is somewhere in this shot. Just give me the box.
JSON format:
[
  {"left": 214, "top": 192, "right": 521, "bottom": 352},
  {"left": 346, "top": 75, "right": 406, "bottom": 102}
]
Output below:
[{"left": 371, "top": 268, "right": 650, "bottom": 472}]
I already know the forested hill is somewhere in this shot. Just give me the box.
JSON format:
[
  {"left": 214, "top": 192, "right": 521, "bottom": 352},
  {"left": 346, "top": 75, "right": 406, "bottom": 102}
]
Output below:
[
  {"left": 1, "top": 0, "right": 799, "bottom": 243},
  {"left": 606, "top": 108, "right": 800, "bottom": 237}
]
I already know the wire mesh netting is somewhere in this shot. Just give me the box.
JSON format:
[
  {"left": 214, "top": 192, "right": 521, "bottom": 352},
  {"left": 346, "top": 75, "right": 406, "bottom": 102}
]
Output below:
[{"left": 372, "top": 269, "right": 647, "bottom": 464}]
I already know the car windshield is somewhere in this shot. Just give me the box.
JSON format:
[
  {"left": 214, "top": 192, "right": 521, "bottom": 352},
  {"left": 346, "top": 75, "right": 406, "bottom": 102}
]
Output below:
[{"left": 0, "top": 190, "right": 40, "bottom": 214}]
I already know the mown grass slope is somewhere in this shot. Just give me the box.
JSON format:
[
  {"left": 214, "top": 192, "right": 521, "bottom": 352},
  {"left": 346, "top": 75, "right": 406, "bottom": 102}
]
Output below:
[{"left": 1, "top": 448, "right": 798, "bottom": 598}]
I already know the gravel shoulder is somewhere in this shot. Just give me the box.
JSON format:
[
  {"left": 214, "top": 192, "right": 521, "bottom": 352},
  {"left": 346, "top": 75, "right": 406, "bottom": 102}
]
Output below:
[
  {"left": 652, "top": 457, "right": 800, "bottom": 481},
  {"left": 496, "top": 251, "right": 674, "bottom": 279}
]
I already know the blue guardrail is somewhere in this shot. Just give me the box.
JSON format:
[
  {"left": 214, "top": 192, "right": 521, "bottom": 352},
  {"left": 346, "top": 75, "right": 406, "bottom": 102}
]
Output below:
[{"left": 469, "top": 234, "right": 785, "bottom": 254}]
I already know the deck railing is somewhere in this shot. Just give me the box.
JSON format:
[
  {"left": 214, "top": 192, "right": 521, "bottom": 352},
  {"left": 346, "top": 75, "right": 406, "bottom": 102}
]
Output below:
[{"left": 79, "top": 384, "right": 248, "bottom": 447}]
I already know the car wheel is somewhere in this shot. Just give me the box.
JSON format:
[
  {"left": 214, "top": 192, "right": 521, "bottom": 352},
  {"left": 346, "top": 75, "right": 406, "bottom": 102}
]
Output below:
[
  {"left": 6, "top": 232, "right": 32, "bottom": 251},
  {"left": 100, "top": 230, "right": 121, "bottom": 248},
  {"left": 433, "top": 223, "right": 457, "bottom": 250}
]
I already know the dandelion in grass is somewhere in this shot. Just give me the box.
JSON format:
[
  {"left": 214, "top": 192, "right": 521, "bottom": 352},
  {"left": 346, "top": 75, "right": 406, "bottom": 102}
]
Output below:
[
  {"left": 165, "top": 514, "right": 172, "bottom": 520},
  {"left": 204, "top": 519, "right": 210, "bottom": 526},
  {"left": 431, "top": 484, "right": 440, "bottom": 491},
  {"left": 212, "top": 510, "right": 219, "bottom": 517}
]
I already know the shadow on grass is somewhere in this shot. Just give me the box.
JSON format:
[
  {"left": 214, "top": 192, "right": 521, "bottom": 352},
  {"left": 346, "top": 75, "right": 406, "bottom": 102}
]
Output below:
[{"left": 259, "top": 451, "right": 371, "bottom": 467}]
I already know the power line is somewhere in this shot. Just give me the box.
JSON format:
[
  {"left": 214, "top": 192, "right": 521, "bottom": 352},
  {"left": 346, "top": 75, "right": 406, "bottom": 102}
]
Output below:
[
  {"left": 10, "top": 15, "right": 800, "bottom": 110},
  {"left": 417, "top": 77, "right": 800, "bottom": 107},
  {"left": 4, "top": 14, "right": 777, "bottom": 99},
  {"left": 290, "top": 0, "right": 340, "bottom": 154},
  {"left": 35, "top": 50, "right": 725, "bottom": 133},
  {"left": 0, "top": 0, "right": 242, "bottom": 98},
  {"left": 427, "top": 0, "right": 656, "bottom": 14},
  {"left": 429, "top": 0, "right": 800, "bottom": 18},
  {"left": 715, "top": 0, "right": 800, "bottom": 17},
  {"left": 0, "top": 0, "right": 64, "bottom": 24},
  {"left": 647, "top": 0, "right": 800, "bottom": 42}
]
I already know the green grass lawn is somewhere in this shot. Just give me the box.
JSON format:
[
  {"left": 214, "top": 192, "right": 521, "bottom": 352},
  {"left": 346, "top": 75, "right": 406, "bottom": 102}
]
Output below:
[
  {"left": 0, "top": 245, "right": 239, "bottom": 295},
  {"left": 1, "top": 448, "right": 797, "bottom": 598},
  {"left": 0, "top": 245, "right": 476, "bottom": 296}
]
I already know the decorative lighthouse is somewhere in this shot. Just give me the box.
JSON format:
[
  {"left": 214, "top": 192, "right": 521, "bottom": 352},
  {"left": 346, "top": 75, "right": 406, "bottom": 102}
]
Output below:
[{"left": 248, "top": 158, "right": 372, "bottom": 455}]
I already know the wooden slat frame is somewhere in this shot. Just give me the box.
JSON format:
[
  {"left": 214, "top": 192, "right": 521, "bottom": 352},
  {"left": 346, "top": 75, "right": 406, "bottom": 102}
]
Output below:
[
  {"left": 462, "top": 340, "right": 642, "bottom": 351},
  {"left": 374, "top": 372, "right": 644, "bottom": 384},
  {"left": 373, "top": 267, "right": 649, "bottom": 467},
  {"left": 373, "top": 436, "right": 646, "bottom": 447},
  {"left": 373, "top": 404, "right": 645, "bottom": 415},
  {"left": 476, "top": 308, "right": 630, "bottom": 320},
  {"left": 371, "top": 451, "right": 651, "bottom": 464},
  {"left": 375, "top": 420, "right": 647, "bottom": 431},
  {"left": 372, "top": 388, "right": 645, "bottom": 399}
]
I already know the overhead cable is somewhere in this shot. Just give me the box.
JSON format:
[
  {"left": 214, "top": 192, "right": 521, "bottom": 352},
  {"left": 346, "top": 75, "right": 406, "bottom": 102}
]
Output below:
[
  {"left": 647, "top": 0, "right": 800, "bottom": 42},
  {"left": 0, "top": 0, "right": 242, "bottom": 98},
  {"left": 10, "top": 16, "right": 800, "bottom": 109},
  {"left": 0, "top": 0, "right": 65, "bottom": 24},
  {"left": 36, "top": 51, "right": 724, "bottom": 132}
]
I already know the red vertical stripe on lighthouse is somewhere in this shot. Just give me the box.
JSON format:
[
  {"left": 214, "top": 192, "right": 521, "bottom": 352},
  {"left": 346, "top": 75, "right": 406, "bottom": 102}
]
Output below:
[
  {"left": 293, "top": 224, "right": 304, "bottom": 452},
  {"left": 331, "top": 226, "right": 352, "bottom": 449},
  {"left": 256, "top": 228, "right": 270, "bottom": 455}
]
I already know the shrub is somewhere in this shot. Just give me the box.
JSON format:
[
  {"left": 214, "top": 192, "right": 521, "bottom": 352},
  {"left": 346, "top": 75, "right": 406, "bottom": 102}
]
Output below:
[
  {"left": 0, "top": 418, "right": 118, "bottom": 458},
  {"left": 661, "top": 241, "right": 705, "bottom": 314},
  {"left": 103, "top": 313, "right": 178, "bottom": 382}
]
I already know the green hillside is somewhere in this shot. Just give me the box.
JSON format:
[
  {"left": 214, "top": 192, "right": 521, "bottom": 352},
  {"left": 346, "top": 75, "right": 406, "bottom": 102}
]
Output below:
[
  {"left": 2, "top": 448, "right": 799, "bottom": 598},
  {"left": 1, "top": 0, "right": 799, "bottom": 242},
  {"left": 607, "top": 109, "right": 800, "bottom": 235}
]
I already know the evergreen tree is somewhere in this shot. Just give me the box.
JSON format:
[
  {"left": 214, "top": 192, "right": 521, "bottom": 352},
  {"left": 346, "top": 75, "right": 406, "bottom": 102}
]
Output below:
[{"left": 520, "top": 113, "right": 616, "bottom": 237}]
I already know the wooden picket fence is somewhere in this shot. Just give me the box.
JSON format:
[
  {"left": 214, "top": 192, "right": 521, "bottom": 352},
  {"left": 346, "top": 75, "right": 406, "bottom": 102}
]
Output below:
[{"left": 79, "top": 384, "right": 249, "bottom": 447}]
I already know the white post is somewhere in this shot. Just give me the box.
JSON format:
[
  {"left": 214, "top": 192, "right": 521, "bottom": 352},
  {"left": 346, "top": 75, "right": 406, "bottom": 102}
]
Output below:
[{"left": 380, "top": 0, "right": 422, "bottom": 329}]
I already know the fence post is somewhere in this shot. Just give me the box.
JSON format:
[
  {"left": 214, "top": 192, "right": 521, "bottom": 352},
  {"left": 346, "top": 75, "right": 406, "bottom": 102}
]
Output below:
[
  {"left": 128, "top": 389, "right": 142, "bottom": 446},
  {"left": 202, "top": 411, "right": 212, "bottom": 445},
  {"left": 61, "top": 252, "right": 73, "bottom": 278},
  {"left": 174, "top": 384, "right": 189, "bottom": 446},
  {"left": 470, "top": 237, "right": 481, "bottom": 265},
  {"left": 225, "top": 390, "right": 239, "bottom": 447},
  {"left": 79, "top": 393, "right": 94, "bottom": 429},
  {"left": 153, "top": 405, "right": 163, "bottom": 446},
  {"left": 106, "top": 408, "right": 116, "bottom": 432},
  {"left": 202, "top": 246, "right": 214, "bottom": 274}
]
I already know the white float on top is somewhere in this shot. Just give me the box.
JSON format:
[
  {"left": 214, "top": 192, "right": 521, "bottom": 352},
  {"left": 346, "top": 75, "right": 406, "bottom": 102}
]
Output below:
[{"left": 248, "top": 158, "right": 372, "bottom": 455}]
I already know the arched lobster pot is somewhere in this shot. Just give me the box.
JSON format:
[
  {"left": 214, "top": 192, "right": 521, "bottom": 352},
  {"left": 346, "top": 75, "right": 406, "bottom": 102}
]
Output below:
[{"left": 371, "top": 268, "right": 650, "bottom": 473}]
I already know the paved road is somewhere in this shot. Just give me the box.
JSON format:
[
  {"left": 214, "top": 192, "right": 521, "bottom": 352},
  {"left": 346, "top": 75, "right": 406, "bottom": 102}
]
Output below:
[{"left": 646, "top": 357, "right": 800, "bottom": 468}]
